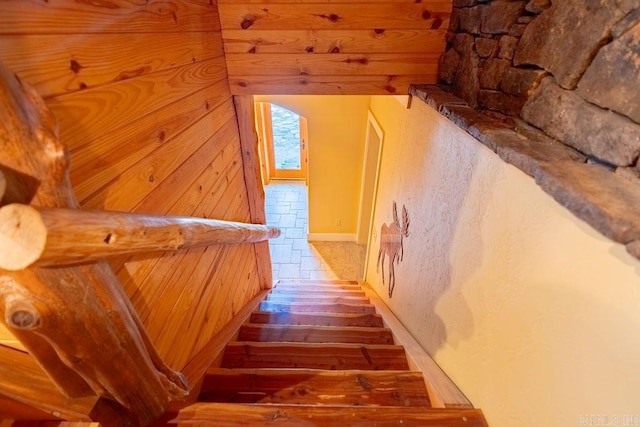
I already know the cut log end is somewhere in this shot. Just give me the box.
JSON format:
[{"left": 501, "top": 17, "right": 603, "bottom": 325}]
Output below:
[
  {"left": 268, "top": 226, "right": 281, "bottom": 239},
  {"left": 5, "top": 299, "right": 41, "bottom": 330},
  {"left": 0, "top": 203, "right": 47, "bottom": 271}
]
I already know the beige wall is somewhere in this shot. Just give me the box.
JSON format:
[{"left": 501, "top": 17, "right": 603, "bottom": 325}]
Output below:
[
  {"left": 366, "top": 96, "right": 640, "bottom": 426},
  {"left": 254, "top": 95, "right": 370, "bottom": 237}
]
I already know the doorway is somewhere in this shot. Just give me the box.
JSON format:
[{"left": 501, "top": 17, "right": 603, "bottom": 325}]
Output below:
[{"left": 255, "top": 102, "right": 308, "bottom": 182}]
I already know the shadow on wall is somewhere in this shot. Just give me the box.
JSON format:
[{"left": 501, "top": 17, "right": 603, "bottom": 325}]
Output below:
[
  {"left": 434, "top": 151, "right": 498, "bottom": 352},
  {"left": 411, "top": 151, "right": 485, "bottom": 354}
]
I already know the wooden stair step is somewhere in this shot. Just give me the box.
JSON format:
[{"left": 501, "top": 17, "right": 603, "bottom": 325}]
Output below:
[
  {"left": 159, "top": 403, "right": 488, "bottom": 426},
  {"left": 221, "top": 342, "right": 409, "bottom": 370},
  {"left": 276, "top": 279, "right": 359, "bottom": 285},
  {"left": 274, "top": 283, "right": 362, "bottom": 292},
  {"left": 259, "top": 301, "right": 376, "bottom": 314},
  {"left": 269, "top": 288, "right": 366, "bottom": 297},
  {"left": 266, "top": 293, "right": 370, "bottom": 304},
  {"left": 250, "top": 311, "right": 384, "bottom": 327},
  {"left": 238, "top": 323, "right": 394, "bottom": 344},
  {"left": 199, "top": 368, "right": 430, "bottom": 407}
]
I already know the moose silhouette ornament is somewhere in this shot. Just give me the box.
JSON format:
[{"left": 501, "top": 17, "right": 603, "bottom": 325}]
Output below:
[{"left": 377, "top": 201, "right": 410, "bottom": 298}]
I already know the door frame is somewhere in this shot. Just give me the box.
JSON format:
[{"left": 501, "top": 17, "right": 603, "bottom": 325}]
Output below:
[
  {"left": 254, "top": 102, "right": 271, "bottom": 185},
  {"left": 359, "top": 111, "right": 384, "bottom": 278},
  {"left": 257, "top": 102, "right": 308, "bottom": 180}
]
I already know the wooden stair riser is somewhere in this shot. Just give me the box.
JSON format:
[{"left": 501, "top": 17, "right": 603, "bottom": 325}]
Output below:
[
  {"left": 259, "top": 301, "right": 376, "bottom": 314},
  {"left": 200, "top": 369, "right": 430, "bottom": 407},
  {"left": 249, "top": 311, "right": 384, "bottom": 327},
  {"left": 238, "top": 323, "right": 394, "bottom": 344},
  {"left": 276, "top": 280, "right": 359, "bottom": 285},
  {"left": 265, "top": 294, "right": 370, "bottom": 304},
  {"left": 274, "top": 284, "right": 363, "bottom": 292},
  {"left": 269, "top": 288, "right": 367, "bottom": 297},
  {"left": 159, "top": 403, "right": 488, "bottom": 426},
  {"left": 221, "top": 343, "right": 409, "bottom": 370}
]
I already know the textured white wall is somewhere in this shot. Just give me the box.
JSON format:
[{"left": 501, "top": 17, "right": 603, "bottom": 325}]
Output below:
[{"left": 366, "top": 96, "right": 640, "bottom": 426}]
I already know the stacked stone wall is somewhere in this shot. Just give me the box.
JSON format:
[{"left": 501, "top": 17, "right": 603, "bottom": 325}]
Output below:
[
  {"left": 428, "top": 0, "right": 640, "bottom": 260},
  {"left": 440, "top": 0, "right": 640, "bottom": 173}
]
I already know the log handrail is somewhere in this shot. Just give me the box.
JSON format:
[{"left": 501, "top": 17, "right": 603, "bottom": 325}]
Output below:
[{"left": 0, "top": 204, "right": 281, "bottom": 271}]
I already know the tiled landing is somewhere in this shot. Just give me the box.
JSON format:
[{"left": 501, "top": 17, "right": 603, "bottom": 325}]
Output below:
[{"left": 265, "top": 180, "right": 366, "bottom": 281}]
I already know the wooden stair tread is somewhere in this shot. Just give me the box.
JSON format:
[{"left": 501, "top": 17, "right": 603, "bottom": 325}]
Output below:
[
  {"left": 269, "top": 288, "right": 367, "bottom": 297},
  {"left": 238, "top": 323, "right": 394, "bottom": 344},
  {"left": 266, "top": 294, "right": 370, "bottom": 304},
  {"left": 159, "top": 403, "right": 488, "bottom": 426},
  {"left": 259, "top": 301, "right": 376, "bottom": 314},
  {"left": 276, "top": 280, "right": 359, "bottom": 285},
  {"left": 274, "top": 283, "right": 363, "bottom": 292},
  {"left": 221, "top": 342, "right": 409, "bottom": 370},
  {"left": 250, "top": 311, "right": 384, "bottom": 327},
  {"left": 199, "top": 368, "right": 430, "bottom": 407}
]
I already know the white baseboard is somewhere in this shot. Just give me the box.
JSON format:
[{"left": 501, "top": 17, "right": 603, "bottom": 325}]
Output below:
[{"left": 307, "top": 233, "right": 357, "bottom": 242}]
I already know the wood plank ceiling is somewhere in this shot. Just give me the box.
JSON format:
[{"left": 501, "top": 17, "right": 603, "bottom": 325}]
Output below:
[{"left": 218, "top": 0, "right": 451, "bottom": 95}]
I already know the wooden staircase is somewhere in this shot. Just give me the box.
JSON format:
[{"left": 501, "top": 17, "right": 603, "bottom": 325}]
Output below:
[{"left": 158, "top": 280, "right": 487, "bottom": 426}]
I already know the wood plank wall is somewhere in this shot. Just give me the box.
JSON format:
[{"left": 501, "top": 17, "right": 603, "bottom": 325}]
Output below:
[
  {"left": 218, "top": 0, "right": 450, "bottom": 95},
  {"left": 0, "top": 0, "right": 264, "bottom": 371}
]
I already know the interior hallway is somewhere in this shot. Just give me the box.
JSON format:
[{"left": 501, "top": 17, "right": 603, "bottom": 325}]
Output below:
[{"left": 265, "top": 180, "right": 366, "bottom": 281}]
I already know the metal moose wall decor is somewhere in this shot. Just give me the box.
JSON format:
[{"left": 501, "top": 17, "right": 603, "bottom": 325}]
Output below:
[{"left": 377, "top": 201, "right": 410, "bottom": 298}]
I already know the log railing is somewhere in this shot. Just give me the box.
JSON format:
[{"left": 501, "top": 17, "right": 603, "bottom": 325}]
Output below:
[
  {"left": 0, "top": 204, "right": 280, "bottom": 271},
  {"left": 0, "top": 62, "right": 279, "bottom": 424}
]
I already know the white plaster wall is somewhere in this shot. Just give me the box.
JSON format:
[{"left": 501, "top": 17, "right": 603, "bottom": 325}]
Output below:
[{"left": 366, "top": 96, "right": 640, "bottom": 426}]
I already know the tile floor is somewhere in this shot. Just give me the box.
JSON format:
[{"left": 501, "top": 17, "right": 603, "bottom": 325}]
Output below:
[{"left": 265, "top": 180, "right": 367, "bottom": 281}]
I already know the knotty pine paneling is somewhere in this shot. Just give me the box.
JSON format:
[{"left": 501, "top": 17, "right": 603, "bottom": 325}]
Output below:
[
  {"left": 0, "top": 33, "right": 223, "bottom": 98},
  {"left": 116, "top": 150, "right": 246, "bottom": 302},
  {"left": 49, "top": 58, "right": 229, "bottom": 151},
  {"left": 69, "top": 79, "right": 232, "bottom": 201},
  {"left": 218, "top": 3, "right": 451, "bottom": 30},
  {"left": 222, "top": 29, "right": 446, "bottom": 54},
  {"left": 0, "top": 0, "right": 219, "bottom": 34},
  {"left": 217, "top": 0, "right": 451, "bottom": 95},
  {"left": 228, "top": 74, "right": 438, "bottom": 95},
  {"left": 226, "top": 53, "right": 441, "bottom": 76},
  {"left": 79, "top": 101, "right": 237, "bottom": 210},
  {"left": 0, "top": 0, "right": 266, "bottom": 373}
]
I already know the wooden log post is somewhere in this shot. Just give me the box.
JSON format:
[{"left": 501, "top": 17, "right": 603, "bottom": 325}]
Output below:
[
  {"left": 0, "top": 63, "right": 189, "bottom": 424},
  {"left": 0, "top": 204, "right": 281, "bottom": 270},
  {"left": 0, "top": 268, "right": 187, "bottom": 424}
]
